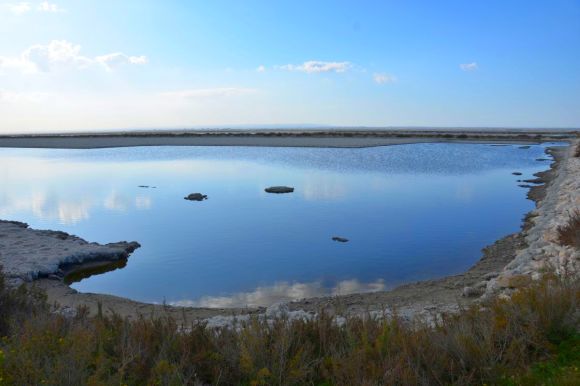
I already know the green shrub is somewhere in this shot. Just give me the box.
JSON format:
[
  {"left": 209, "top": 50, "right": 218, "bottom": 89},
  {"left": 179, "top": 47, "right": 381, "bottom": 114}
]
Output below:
[{"left": 0, "top": 270, "right": 578, "bottom": 385}]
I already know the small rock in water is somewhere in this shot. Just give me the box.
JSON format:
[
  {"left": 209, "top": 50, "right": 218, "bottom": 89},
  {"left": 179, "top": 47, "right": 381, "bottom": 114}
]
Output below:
[
  {"left": 518, "top": 184, "right": 533, "bottom": 188},
  {"left": 518, "top": 145, "right": 531, "bottom": 149},
  {"left": 138, "top": 185, "right": 150, "bottom": 188},
  {"left": 332, "top": 236, "right": 349, "bottom": 243},
  {"left": 265, "top": 186, "right": 294, "bottom": 194},
  {"left": 536, "top": 158, "right": 550, "bottom": 161},
  {"left": 512, "top": 172, "right": 522, "bottom": 176},
  {"left": 184, "top": 193, "right": 208, "bottom": 201}
]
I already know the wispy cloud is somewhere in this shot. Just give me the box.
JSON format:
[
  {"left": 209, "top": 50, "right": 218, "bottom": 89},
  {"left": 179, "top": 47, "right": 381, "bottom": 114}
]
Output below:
[
  {"left": 0, "top": 89, "right": 50, "bottom": 102},
  {"left": 460, "top": 62, "right": 478, "bottom": 71},
  {"left": 256, "top": 65, "right": 266, "bottom": 73},
  {"left": 373, "top": 73, "right": 397, "bottom": 84},
  {"left": 1, "top": 1, "right": 63, "bottom": 14},
  {"left": 37, "top": 1, "right": 63, "bottom": 12},
  {"left": 96, "top": 53, "right": 148, "bottom": 71},
  {"left": 1, "top": 2, "right": 31, "bottom": 14},
  {"left": 0, "top": 40, "right": 147, "bottom": 73},
  {"left": 161, "top": 88, "right": 258, "bottom": 99},
  {"left": 278, "top": 60, "right": 352, "bottom": 74}
]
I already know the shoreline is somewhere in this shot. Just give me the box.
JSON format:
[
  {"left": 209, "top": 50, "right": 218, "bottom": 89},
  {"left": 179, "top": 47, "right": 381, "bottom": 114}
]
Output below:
[
  {"left": 0, "top": 129, "right": 576, "bottom": 149},
  {"left": 1, "top": 135, "right": 577, "bottom": 323}
]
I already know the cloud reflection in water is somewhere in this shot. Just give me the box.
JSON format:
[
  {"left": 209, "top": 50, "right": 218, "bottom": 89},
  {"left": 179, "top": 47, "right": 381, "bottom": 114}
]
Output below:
[{"left": 171, "top": 278, "right": 386, "bottom": 308}]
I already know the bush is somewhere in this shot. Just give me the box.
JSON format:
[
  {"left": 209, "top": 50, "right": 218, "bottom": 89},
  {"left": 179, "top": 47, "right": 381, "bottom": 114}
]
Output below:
[
  {"left": 0, "top": 271, "right": 578, "bottom": 385},
  {"left": 557, "top": 210, "right": 580, "bottom": 249}
]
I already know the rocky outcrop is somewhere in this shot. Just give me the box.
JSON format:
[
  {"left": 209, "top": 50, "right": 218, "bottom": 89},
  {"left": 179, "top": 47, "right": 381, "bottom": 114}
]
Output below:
[
  {"left": 265, "top": 186, "right": 294, "bottom": 194},
  {"left": 486, "top": 141, "right": 580, "bottom": 296},
  {"left": 184, "top": 193, "right": 208, "bottom": 201},
  {"left": 0, "top": 220, "right": 140, "bottom": 285}
]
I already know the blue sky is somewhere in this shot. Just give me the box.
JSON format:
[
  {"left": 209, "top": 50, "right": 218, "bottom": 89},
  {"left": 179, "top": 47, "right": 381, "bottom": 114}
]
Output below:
[{"left": 0, "top": 0, "right": 579, "bottom": 132}]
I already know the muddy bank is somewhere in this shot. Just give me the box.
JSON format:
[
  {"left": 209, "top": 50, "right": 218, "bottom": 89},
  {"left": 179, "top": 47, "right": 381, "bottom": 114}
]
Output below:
[
  {"left": 0, "top": 129, "right": 575, "bottom": 149},
  {"left": 0, "top": 220, "right": 139, "bottom": 285},
  {"left": 488, "top": 142, "right": 580, "bottom": 292}
]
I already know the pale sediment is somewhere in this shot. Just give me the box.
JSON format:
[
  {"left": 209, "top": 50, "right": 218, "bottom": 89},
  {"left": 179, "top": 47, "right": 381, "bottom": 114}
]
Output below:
[
  {"left": 486, "top": 140, "right": 580, "bottom": 294},
  {"left": 0, "top": 220, "right": 139, "bottom": 285},
  {"left": 0, "top": 129, "right": 575, "bottom": 149}
]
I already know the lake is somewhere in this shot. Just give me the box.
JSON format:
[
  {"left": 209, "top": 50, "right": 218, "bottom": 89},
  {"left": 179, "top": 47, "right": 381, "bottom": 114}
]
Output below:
[{"left": 0, "top": 143, "right": 559, "bottom": 307}]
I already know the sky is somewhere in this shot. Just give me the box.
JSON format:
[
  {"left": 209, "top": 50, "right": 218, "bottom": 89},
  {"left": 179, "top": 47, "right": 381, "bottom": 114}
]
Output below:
[{"left": 0, "top": 0, "right": 579, "bottom": 133}]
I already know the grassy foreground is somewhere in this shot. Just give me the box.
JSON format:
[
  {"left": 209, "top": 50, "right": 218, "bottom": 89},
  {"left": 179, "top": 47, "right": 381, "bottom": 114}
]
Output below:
[{"left": 0, "top": 272, "right": 578, "bottom": 386}]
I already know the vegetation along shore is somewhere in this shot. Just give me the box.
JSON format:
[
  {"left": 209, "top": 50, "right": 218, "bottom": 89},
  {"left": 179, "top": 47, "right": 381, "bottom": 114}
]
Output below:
[{"left": 0, "top": 132, "right": 578, "bottom": 384}]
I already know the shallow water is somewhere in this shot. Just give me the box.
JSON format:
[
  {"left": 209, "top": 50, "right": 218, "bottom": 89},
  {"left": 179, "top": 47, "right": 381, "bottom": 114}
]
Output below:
[{"left": 0, "top": 143, "right": 561, "bottom": 307}]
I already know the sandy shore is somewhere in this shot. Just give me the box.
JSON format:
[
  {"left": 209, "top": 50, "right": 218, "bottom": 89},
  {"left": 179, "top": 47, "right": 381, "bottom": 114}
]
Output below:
[
  {"left": 0, "top": 129, "right": 575, "bottom": 149},
  {"left": 0, "top": 132, "right": 577, "bottom": 324}
]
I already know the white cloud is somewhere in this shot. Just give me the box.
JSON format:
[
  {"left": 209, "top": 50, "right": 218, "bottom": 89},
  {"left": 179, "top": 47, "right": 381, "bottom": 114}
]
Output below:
[
  {"left": 129, "top": 55, "right": 148, "bottom": 65},
  {"left": 256, "top": 64, "right": 266, "bottom": 73},
  {"left": 23, "top": 40, "right": 91, "bottom": 71},
  {"left": 1, "top": 1, "right": 63, "bottom": 14},
  {"left": 279, "top": 60, "right": 352, "bottom": 74},
  {"left": 161, "top": 88, "right": 258, "bottom": 99},
  {"left": 0, "top": 89, "right": 50, "bottom": 102},
  {"left": 460, "top": 62, "right": 478, "bottom": 71},
  {"left": 373, "top": 73, "right": 397, "bottom": 84},
  {"left": 95, "top": 53, "right": 148, "bottom": 70},
  {"left": 2, "top": 2, "right": 32, "bottom": 14},
  {"left": 37, "top": 1, "right": 62, "bottom": 12},
  {"left": 0, "top": 56, "right": 35, "bottom": 73},
  {"left": 0, "top": 40, "right": 147, "bottom": 73}
]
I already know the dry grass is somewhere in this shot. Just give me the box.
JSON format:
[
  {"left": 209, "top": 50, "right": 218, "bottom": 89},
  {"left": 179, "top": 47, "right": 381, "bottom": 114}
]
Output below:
[
  {"left": 557, "top": 210, "right": 580, "bottom": 249},
  {"left": 0, "top": 271, "right": 578, "bottom": 385}
]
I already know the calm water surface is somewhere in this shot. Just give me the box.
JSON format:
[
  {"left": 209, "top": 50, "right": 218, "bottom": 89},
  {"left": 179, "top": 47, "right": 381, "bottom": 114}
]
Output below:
[{"left": 0, "top": 143, "right": 560, "bottom": 307}]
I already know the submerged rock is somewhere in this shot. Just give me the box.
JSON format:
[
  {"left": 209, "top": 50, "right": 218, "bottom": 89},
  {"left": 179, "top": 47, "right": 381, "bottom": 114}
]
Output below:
[
  {"left": 518, "top": 184, "right": 533, "bottom": 188},
  {"left": 332, "top": 236, "right": 349, "bottom": 243},
  {"left": 265, "top": 186, "right": 294, "bottom": 194},
  {"left": 512, "top": 172, "right": 522, "bottom": 176},
  {"left": 519, "top": 145, "right": 531, "bottom": 149},
  {"left": 184, "top": 193, "right": 208, "bottom": 201}
]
